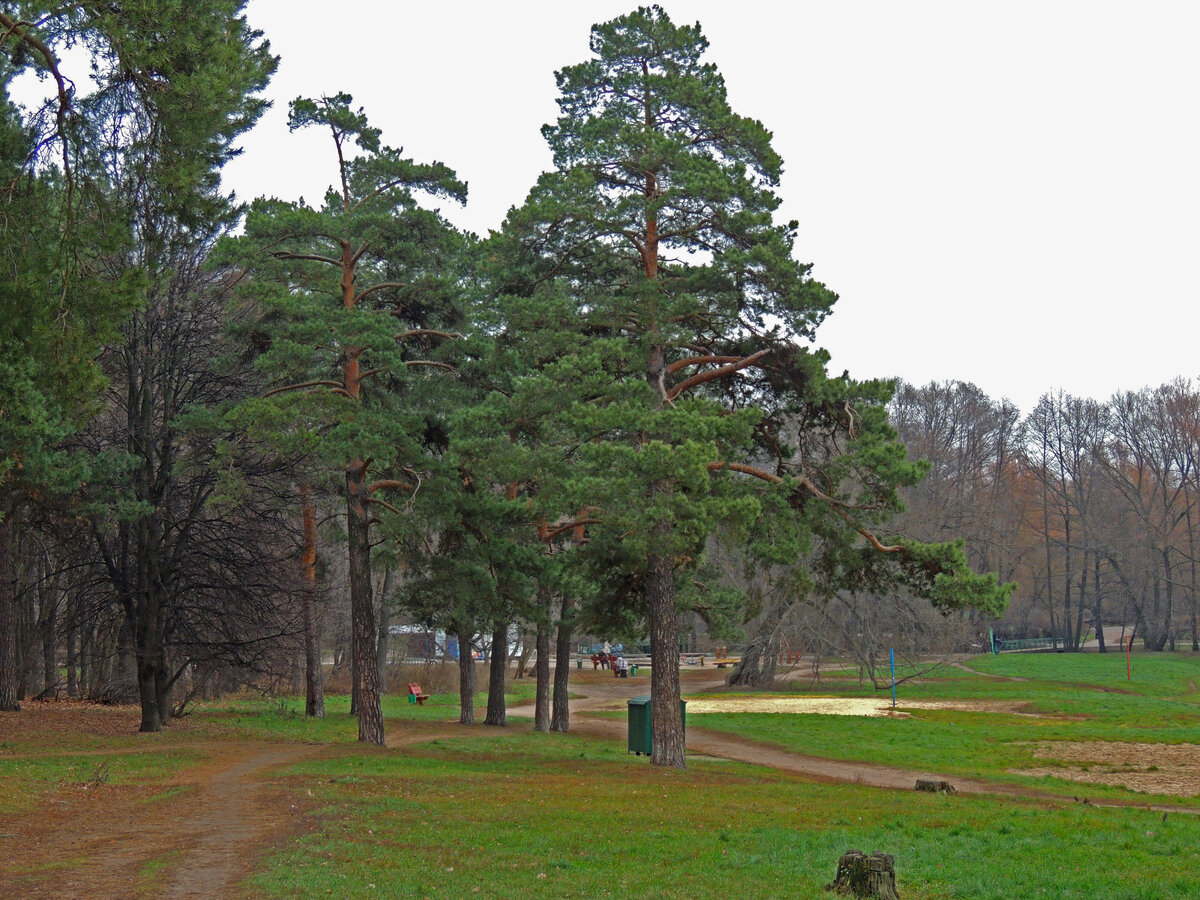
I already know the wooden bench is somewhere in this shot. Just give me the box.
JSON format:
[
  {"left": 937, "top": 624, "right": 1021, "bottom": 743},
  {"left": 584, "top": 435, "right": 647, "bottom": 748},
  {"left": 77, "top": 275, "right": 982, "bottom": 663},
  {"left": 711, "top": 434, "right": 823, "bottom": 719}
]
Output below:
[{"left": 408, "top": 682, "right": 430, "bottom": 705}]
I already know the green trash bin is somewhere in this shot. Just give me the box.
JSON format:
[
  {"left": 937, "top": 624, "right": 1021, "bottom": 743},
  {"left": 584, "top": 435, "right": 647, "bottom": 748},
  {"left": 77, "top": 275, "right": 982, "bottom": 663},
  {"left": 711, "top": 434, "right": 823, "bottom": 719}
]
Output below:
[
  {"left": 627, "top": 695, "right": 652, "bottom": 755},
  {"left": 627, "top": 695, "right": 686, "bottom": 756}
]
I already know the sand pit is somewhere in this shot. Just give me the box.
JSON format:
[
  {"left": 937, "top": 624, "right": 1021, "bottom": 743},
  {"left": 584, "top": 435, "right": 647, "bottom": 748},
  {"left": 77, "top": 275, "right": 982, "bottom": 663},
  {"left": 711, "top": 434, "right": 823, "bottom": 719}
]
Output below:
[
  {"left": 1013, "top": 741, "right": 1200, "bottom": 797},
  {"left": 684, "top": 696, "right": 1031, "bottom": 717}
]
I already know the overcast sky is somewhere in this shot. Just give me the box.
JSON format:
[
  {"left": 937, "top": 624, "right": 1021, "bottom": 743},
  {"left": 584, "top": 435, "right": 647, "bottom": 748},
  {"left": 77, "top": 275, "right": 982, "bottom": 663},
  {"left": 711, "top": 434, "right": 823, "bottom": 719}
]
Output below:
[{"left": 125, "top": 3, "right": 1200, "bottom": 413}]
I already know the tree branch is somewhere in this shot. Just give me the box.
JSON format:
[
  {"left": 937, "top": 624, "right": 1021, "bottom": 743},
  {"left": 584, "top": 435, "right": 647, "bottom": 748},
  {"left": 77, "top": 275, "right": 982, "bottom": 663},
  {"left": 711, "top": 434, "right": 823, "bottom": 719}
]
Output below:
[
  {"left": 540, "top": 519, "right": 601, "bottom": 542},
  {"left": 667, "top": 350, "right": 770, "bottom": 400},
  {"left": 263, "top": 380, "right": 344, "bottom": 397},
  {"left": 395, "top": 329, "right": 465, "bottom": 341},
  {"left": 0, "top": 12, "right": 74, "bottom": 225},
  {"left": 403, "top": 360, "right": 457, "bottom": 373},
  {"left": 666, "top": 355, "right": 742, "bottom": 375},
  {"left": 706, "top": 461, "right": 901, "bottom": 552},
  {"left": 364, "top": 496, "right": 406, "bottom": 516},
  {"left": 269, "top": 250, "right": 341, "bottom": 266}
]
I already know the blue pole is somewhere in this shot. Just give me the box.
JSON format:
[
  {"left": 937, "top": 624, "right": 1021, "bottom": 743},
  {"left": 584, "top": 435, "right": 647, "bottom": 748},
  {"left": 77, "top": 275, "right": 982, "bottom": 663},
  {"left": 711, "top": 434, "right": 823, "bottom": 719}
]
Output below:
[
  {"left": 890, "top": 647, "right": 896, "bottom": 708},
  {"left": 990, "top": 626, "right": 996, "bottom": 655}
]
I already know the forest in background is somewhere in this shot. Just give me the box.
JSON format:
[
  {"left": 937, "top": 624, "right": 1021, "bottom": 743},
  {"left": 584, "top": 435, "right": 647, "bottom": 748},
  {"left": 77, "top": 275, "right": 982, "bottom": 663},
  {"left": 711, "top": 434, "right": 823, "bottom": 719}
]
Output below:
[{"left": 3, "top": 3, "right": 1186, "bottom": 770}]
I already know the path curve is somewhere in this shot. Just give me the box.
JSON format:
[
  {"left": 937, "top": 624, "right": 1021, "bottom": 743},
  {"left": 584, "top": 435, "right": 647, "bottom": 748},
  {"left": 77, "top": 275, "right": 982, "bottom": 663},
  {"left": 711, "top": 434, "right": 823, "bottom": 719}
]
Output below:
[
  {"left": 161, "top": 741, "right": 323, "bottom": 899},
  {"left": 555, "top": 671, "right": 1200, "bottom": 815}
]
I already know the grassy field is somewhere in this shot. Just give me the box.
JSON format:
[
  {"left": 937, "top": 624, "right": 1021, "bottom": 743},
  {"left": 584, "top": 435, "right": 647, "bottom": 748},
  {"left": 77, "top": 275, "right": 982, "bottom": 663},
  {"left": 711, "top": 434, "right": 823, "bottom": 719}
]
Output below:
[
  {"left": 2, "top": 654, "right": 1198, "bottom": 899},
  {"left": 237, "top": 653, "right": 1200, "bottom": 898},
  {"left": 686, "top": 653, "right": 1200, "bottom": 806}
]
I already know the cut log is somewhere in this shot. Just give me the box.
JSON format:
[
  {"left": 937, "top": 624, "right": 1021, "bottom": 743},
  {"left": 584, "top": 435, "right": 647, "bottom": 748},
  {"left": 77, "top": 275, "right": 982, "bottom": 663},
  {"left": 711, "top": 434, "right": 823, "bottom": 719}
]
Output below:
[
  {"left": 914, "top": 779, "right": 957, "bottom": 793},
  {"left": 825, "top": 849, "right": 900, "bottom": 899}
]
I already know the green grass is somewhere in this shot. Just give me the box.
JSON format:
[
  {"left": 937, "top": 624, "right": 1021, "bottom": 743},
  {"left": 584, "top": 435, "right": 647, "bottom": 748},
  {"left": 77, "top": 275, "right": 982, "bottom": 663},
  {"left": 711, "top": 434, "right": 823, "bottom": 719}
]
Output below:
[
  {"left": 8, "top": 655, "right": 1200, "bottom": 898},
  {"left": 0, "top": 748, "right": 200, "bottom": 786},
  {"left": 245, "top": 731, "right": 1200, "bottom": 899},
  {"left": 0, "top": 748, "right": 202, "bottom": 813},
  {"left": 193, "top": 681, "right": 542, "bottom": 742},
  {"left": 686, "top": 652, "right": 1200, "bottom": 807},
  {"left": 228, "top": 654, "right": 1200, "bottom": 898}
]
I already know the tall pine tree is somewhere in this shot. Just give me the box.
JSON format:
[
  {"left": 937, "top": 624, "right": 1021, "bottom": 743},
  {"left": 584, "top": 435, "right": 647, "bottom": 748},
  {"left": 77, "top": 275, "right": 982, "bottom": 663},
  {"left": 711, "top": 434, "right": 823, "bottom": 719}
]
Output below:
[
  {"left": 221, "top": 94, "right": 467, "bottom": 745},
  {"left": 502, "top": 7, "right": 1009, "bottom": 767}
]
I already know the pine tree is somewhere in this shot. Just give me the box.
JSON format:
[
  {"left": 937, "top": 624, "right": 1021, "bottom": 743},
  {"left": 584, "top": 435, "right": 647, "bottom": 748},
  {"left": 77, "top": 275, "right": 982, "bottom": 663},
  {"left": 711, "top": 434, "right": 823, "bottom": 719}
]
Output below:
[
  {"left": 221, "top": 94, "right": 467, "bottom": 745},
  {"left": 503, "top": 7, "right": 1010, "bottom": 767}
]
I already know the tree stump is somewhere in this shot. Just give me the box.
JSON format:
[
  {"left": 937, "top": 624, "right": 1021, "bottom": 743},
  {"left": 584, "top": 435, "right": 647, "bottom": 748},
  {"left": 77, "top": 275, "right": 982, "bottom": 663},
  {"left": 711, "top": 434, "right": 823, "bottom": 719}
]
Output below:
[
  {"left": 915, "top": 779, "right": 956, "bottom": 793},
  {"left": 825, "top": 849, "right": 900, "bottom": 899}
]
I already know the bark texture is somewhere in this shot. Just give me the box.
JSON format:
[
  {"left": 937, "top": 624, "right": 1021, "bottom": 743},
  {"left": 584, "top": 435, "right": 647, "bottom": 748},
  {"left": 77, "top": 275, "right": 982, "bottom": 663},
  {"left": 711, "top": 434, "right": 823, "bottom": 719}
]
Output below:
[
  {"left": 534, "top": 603, "right": 551, "bottom": 732},
  {"left": 346, "top": 460, "right": 383, "bottom": 745},
  {"left": 550, "top": 595, "right": 573, "bottom": 733},
  {"left": 647, "top": 529, "right": 685, "bottom": 768},
  {"left": 0, "top": 517, "right": 19, "bottom": 711},
  {"left": 456, "top": 626, "right": 475, "bottom": 725},
  {"left": 826, "top": 850, "right": 900, "bottom": 899},
  {"left": 484, "top": 619, "right": 507, "bottom": 727}
]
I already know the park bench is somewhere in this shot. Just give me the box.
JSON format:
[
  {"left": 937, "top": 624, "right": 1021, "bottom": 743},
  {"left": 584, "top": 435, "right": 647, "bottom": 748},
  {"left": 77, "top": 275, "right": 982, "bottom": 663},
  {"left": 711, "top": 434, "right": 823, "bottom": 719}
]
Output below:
[{"left": 407, "top": 682, "right": 430, "bottom": 705}]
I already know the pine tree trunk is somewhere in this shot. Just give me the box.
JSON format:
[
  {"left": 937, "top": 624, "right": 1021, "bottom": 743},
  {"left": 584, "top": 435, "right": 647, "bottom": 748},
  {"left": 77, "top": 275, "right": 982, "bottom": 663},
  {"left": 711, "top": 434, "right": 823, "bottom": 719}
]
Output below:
[
  {"left": 456, "top": 625, "right": 476, "bottom": 725},
  {"left": 377, "top": 566, "right": 394, "bottom": 693},
  {"left": 300, "top": 482, "right": 325, "bottom": 717},
  {"left": 0, "top": 516, "right": 19, "bottom": 712},
  {"left": 534, "top": 596, "right": 552, "bottom": 732},
  {"left": 303, "top": 583, "right": 325, "bottom": 717},
  {"left": 485, "top": 619, "right": 507, "bottom": 727},
  {"left": 346, "top": 459, "right": 383, "bottom": 745},
  {"left": 551, "top": 595, "right": 573, "bottom": 733},
  {"left": 647, "top": 530, "right": 685, "bottom": 768}
]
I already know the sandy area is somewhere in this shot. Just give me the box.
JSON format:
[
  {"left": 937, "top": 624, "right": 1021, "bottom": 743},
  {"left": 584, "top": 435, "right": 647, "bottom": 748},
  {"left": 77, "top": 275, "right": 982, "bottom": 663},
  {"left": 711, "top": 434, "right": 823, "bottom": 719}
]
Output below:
[
  {"left": 1013, "top": 740, "right": 1200, "bottom": 797},
  {"left": 684, "top": 696, "right": 1031, "bottom": 717}
]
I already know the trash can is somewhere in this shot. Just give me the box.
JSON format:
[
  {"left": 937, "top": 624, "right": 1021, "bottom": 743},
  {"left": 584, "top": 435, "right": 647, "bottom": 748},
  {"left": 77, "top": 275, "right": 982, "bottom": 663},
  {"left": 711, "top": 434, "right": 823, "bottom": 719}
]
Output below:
[
  {"left": 627, "top": 695, "right": 652, "bottom": 755},
  {"left": 577, "top": 658, "right": 583, "bottom": 669},
  {"left": 630, "top": 664, "right": 638, "bottom": 676},
  {"left": 627, "top": 695, "right": 686, "bottom": 756}
]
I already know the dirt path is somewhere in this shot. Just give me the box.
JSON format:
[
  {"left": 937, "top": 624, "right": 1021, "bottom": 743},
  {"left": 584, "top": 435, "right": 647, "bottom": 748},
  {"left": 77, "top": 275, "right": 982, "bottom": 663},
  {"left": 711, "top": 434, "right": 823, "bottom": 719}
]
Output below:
[
  {"left": 558, "top": 671, "right": 1200, "bottom": 815},
  {"left": 159, "top": 741, "right": 321, "bottom": 900},
  {"left": 1, "top": 734, "right": 322, "bottom": 900},
  {"left": 565, "top": 672, "right": 1027, "bottom": 795}
]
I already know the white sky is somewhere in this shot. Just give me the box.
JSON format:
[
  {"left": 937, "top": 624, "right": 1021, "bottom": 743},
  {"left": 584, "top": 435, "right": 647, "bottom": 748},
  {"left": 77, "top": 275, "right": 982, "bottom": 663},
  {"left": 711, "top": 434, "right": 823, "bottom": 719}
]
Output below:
[{"left": 36, "top": 1, "right": 1200, "bottom": 415}]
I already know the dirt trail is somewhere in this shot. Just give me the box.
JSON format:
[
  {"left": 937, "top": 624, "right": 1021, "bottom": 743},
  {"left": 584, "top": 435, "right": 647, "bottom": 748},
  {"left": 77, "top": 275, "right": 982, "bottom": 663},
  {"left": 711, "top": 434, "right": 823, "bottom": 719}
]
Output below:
[
  {"left": 559, "top": 671, "right": 1200, "bottom": 814},
  {"left": 1, "top": 734, "right": 321, "bottom": 900},
  {"left": 565, "top": 672, "right": 1018, "bottom": 794},
  {"left": 159, "top": 741, "right": 321, "bottom": 900}
]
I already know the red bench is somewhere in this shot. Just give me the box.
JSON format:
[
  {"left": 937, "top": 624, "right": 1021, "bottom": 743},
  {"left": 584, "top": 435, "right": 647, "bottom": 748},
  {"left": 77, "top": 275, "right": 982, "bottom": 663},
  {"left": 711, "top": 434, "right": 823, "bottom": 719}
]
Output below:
[{"left": 408, "top": 682, "right": 430, "bottom": 705}]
